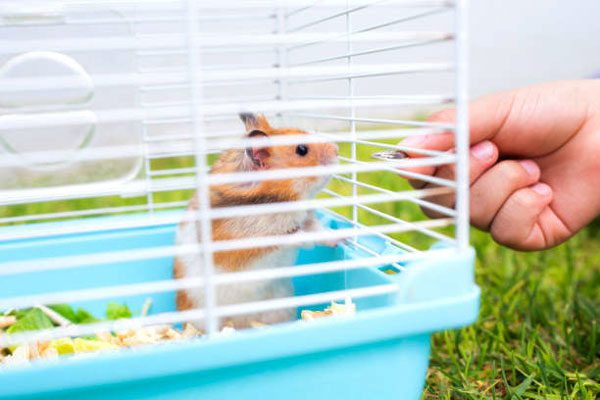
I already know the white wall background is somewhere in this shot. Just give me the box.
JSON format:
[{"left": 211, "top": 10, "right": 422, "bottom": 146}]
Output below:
[
  {"left": 469, "top": 0, "right": 600, "bottom": 97},
  {"left": 3, "top": 0, "right": 600, "bottom": 186}
]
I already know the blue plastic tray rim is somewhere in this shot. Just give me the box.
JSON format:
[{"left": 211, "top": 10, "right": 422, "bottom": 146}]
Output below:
[{"left": 0, "top": 286, "right": 479, "bottom": 397}]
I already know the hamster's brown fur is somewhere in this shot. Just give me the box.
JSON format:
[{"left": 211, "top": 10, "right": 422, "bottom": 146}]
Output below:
[{"left": 173, "top": 113, "right": 338, "bottom": 329}]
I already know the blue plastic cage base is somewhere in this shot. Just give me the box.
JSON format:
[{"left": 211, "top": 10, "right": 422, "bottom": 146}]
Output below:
[{"left": 0, "top": 211, "right": 480, "bottom": 400}]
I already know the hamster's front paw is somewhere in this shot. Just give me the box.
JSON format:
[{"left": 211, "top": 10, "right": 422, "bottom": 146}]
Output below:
[
  {"left": 301, "top": 213, "right": 341, "bottom": 248},
  {"left": 318, "top": 238, "right": 342, "bottom": 248}
]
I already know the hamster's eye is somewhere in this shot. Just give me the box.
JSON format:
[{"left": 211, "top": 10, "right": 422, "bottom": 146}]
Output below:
[{"left": 295, "top": 144, "right": 309, "bottom": 156}]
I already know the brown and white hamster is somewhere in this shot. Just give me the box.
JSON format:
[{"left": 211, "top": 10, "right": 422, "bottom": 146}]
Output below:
[{"left": 173, "top": 113, "right": 339, "bottom": 330}]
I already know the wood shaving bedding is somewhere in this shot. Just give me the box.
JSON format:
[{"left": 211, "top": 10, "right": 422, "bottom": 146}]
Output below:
[
  {"left": 301, "top": 299, "right": 356, "bottom": 321},
  {"left": 1, "top": 298, "right": 357, "bottom": 365},
  {"left": 0, "top": 323, "right": 203, "bottom": 365},
  {"left": 0, "top": 316, "right": 16, "bottom": 330}
]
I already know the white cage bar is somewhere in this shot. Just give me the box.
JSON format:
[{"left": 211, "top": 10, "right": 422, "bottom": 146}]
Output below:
[{"left": 0, "top": 0, "right": 468, "bottom": 348}]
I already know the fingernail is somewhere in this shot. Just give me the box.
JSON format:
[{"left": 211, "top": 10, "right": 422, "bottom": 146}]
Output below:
[
  {"left": 531, "top": 183, "right": 552, "bottom": 196},
  {"left": 400, "top": 135, "right": 427, "bottom": 148},
  {"left": 519, "top": 160, "right": 539, "bottom": 177},
  {"left": 470, "top": 140, "right": 495, "bottom": 161}
]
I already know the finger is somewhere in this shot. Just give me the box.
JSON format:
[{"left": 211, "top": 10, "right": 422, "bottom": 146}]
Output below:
[
  {"left": 444, "top": 140, "right": 499, "bottom": 184},
  {"left": 397, "top": 109, "right": 462, "bottom": 184},
  {"left": 408, "top": 140, "right": 498, "bottom": 191},
  {"left": 396, "top": 164, "right": 435, "bottom": 189},
  {"left": 470, "top": 160, "right": 541, "bottom": 230},
  {"left": 490, "top": 183, "right": 554, "bottom": 250},
  {"left": 396, "top": 136, "right": 448, "bottom": 185},
  {"left": 406, "top": 82, "right": 590, "bottom": 157},
  {"left": 400, "top": 132, "right": 455, "bottom": 158},
  {"left": 400, "top": 93, "right": 515, "bottom": 156},
  {"left": 419, "top": 141, "right": 499, "bottom": 214}
]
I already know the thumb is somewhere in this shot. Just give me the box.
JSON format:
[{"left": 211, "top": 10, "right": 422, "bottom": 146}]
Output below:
[
  {"left": 402, "top": 89, "right": 517, "bottom": 156},
  {"left": 399, "top": 109, "right": 456, "bottom": 157}
]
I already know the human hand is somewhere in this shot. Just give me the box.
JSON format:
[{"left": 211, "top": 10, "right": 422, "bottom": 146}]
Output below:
[{"left": 402, "top": 80, "right": 600, "bottom": 250}]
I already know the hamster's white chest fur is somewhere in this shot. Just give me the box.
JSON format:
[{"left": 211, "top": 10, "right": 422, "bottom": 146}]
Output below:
[{"left": 174, "top": 209, "right": 305, "bottom": 329}]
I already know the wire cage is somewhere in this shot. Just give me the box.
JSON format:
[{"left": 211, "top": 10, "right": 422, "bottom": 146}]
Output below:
[{"left": 0, "top": 1, "right": 478, "bottom": 399}]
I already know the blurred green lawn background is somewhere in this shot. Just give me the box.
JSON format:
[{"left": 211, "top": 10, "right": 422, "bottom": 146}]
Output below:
[{"left": 1, "top": 136, "right": 597, "bottom": 399}]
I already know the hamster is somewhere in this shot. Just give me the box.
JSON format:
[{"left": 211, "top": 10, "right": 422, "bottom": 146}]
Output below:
[{"left": 173, "top": 113, "right": 339, "bottom": 331}]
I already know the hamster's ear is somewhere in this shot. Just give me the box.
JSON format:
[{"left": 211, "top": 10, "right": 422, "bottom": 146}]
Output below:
[
  {"left": 244, "top": 129, "right": 270, "bottom": 169},
  {"left": 255, "top": 114, "right": 272, "bottom": 130},
  {"left": 239, "top": 112, "right": 272, "bottom": 132}
]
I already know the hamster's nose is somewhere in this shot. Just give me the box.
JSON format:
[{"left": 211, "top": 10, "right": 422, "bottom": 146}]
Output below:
[
  {"left": 332, "top": 143, "right": 339, "bottom": 156},
  {"left": 324, "top": 143, "right": 339, "bottom": 164}
]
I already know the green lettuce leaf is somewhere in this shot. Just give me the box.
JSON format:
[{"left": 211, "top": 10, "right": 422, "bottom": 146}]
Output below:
[
  {"left": 48, "top": 304, "right": 78, "bottom": 323},
  {"left": 74, "top": 308, "right": 99, "bottom": 324},
  {"left": 8, "top": 308, "right": 33, "bottom": 320},
  {"left": 105, "top": 303, "right": 132, "bottom": 320},
  {"left": 47, "top": 304, "right": 101, "bottom": 324},
  {"left": 6, "top": 308, "right": 53, "bottom": 334}
]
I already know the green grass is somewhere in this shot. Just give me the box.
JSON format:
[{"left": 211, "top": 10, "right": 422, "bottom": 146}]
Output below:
[
  {"left": 2, "top": 136, "right": 598, "bottom": 399},
  {"left": 423, "top": 221, "right": 599, "bottom": 399}
]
